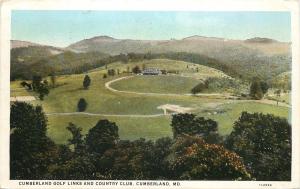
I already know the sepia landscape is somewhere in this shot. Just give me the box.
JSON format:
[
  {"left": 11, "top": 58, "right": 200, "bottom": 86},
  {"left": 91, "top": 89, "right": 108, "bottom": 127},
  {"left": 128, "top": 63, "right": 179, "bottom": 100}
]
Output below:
[{"left": 10, "top": 11, "right": 291, "bottom": 181}]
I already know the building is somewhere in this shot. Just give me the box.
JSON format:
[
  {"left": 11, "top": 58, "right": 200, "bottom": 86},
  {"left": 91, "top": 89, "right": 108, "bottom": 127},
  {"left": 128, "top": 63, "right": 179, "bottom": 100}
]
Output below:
[{"left": 142, "top": 68, "right": 161, "bottom": 75}]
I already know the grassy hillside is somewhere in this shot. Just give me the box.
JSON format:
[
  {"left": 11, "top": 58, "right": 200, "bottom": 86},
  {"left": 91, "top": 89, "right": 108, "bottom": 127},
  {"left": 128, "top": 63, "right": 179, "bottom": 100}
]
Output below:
[
  {"left": 67, "top": 36, "right": 291, "bottom": 81},
  {"left": 10, "top": 58, "right": 290, "bottom": 144},
  {"left": 11, "top": 48, "right": 108, "bottom": 80}
]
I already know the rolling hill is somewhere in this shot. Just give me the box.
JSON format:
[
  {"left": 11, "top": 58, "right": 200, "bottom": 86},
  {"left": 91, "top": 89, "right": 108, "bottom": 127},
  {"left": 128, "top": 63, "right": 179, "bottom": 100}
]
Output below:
[
  {"left": 67, "top": 35, "right": 290, "bottom": 56},
  {"left": 11, "top": 45, "right": 109, "bottom": 80},
  {"left": 10, "top": 36, "right": 291, "bottom": 81},
  {"left": 11, "top": 40, "right": 42, "bottom": 49},
  {"left": 66, "top": 35, "right": 291, "bottom": 79}
]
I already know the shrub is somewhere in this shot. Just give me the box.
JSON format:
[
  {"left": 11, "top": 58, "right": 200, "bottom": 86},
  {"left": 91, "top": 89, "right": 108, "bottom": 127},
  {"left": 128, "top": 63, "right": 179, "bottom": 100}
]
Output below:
[
  {"left": 191, "top": 82, "right": 207, "bottom": 94},
  {"left": 132, "top": 65, "right": 141, "bottom": 74},
  {"left": 77, "top": 98, "right": 87, "bottom": 112},
  {"left": 83, "top": 75, "right": 91, "bottom": 89}
]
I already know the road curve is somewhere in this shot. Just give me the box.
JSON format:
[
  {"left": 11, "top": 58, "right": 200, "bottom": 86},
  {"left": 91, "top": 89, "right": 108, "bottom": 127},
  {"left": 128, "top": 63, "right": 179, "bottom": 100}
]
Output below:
[
  {"left": 105, "top": 76, "right": 234, "bottom": 98},
  {"left": 46, "top": 112, "right": 168, "bottom": 118}
]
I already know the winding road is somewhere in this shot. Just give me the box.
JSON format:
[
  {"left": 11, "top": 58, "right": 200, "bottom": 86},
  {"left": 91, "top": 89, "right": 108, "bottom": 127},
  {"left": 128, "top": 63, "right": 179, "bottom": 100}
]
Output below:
[
  {"left": 104, "top": 76, "right": 235, "bottom": 98},
  {"left": 46, "top": 112, "right": 168, "bottom": 118},
  {"left": 45, "top": 75, "right": 290, "bottom": 117}
]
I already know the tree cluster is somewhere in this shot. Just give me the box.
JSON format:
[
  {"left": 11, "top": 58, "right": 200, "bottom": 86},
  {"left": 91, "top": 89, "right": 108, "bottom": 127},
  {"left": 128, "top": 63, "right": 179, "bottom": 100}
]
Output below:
[
  {"left": 132, "top": 65, "right": 142, "bottom": 74},
  {"left": 250, "top": 79, "right": 269, "bottom": 100},
  {"left": 20, "top": 75, "right": 50, "bottom": 100},
  {"left": 10, "top": 102, "right": 291, "bottom": 181},
  {"left": 107, "top": 69, "right": 116, "bottom": 76}
]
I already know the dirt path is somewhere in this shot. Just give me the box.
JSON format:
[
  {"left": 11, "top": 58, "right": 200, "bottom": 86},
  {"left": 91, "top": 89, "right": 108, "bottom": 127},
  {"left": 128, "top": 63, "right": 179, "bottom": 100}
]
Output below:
[
  {"left": 10, "top": 96, "right": 36, "bottom": 102},
  {"left": 46, "top": 112, "right": 168, "bottom": 118}
]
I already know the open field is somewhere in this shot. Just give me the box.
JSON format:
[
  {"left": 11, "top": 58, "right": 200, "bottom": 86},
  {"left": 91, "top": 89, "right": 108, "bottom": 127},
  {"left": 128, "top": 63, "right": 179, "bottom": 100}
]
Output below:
[
  {"left": 47, "top": 115, "right": 172, "bottom": 144},
  {"left": 45, "top": 101, "right": 289, "bottom": 144},
  {"left": 10, "top": 58, "right": 291, "bottom": 144},
  {"left": 110, "top": 75, "right": 200, "bottom": 94}
]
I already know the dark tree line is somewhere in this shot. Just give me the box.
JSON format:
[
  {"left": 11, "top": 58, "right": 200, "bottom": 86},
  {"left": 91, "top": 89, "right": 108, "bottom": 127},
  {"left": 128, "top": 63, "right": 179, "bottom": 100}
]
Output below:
[{"left": 10, "top": 102, "right": 291, "bottom": 181}]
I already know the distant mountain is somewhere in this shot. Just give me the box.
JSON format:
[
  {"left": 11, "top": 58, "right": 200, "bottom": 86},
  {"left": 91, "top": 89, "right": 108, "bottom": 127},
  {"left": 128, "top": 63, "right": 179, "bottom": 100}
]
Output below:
[
  {"left": 245, "top": 37, "right": 278, "bottom": 43},
  {"left": 11, "top": 40, "right": 64, "bottom": 55},
  {"left": 11, "top": 40, "right": 42, "bottom": 49},
  {"left": 11, "top": 36, "right": 291, "bottom": 81},
  {"left": 66, "top": 35, "right": 290, "bottom": 57},
  {"left": 10, "top": 41, "right": 108, "bottom": 80},
  {"left": 66, "top": 35, "right": 291, "bottom": 80}
]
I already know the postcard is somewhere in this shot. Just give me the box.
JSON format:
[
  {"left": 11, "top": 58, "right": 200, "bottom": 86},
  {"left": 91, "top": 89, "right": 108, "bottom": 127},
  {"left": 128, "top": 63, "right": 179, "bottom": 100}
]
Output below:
[{"left": 0, "top": 0, "right": 299, "bottom": 188}]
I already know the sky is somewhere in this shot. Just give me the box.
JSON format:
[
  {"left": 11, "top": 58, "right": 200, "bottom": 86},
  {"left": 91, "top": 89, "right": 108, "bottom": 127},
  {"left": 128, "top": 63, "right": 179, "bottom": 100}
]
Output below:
[{"left": 11, "top": 11, "right": 291, "bottom": 47}]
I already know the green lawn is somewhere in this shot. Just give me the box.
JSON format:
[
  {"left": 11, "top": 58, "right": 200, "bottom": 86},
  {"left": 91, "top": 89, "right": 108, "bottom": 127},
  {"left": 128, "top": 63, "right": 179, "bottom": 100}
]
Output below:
[
  {"left": 10, "top": 59, "right": 291, "bottom": 144},
  {"left": 199, "top": 102, "right": 291, "bottom": 135},
  {"left": 47, "top": 115, "right": 172, "bottom": 144},
  {"left": 110, "top": 75, "right": 200, "bottom": 94},
  {"left": 46, "top": 101, "right": 290, "bottom": 144},
  {"left": 30, "top": 72, "right": 225, "bottom": 114}
]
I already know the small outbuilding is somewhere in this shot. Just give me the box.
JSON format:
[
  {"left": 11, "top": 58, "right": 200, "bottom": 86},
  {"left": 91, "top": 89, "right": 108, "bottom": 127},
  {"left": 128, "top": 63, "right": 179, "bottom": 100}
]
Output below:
[{"left": 142, "top": 68, "right": 161, "bottom": 75}]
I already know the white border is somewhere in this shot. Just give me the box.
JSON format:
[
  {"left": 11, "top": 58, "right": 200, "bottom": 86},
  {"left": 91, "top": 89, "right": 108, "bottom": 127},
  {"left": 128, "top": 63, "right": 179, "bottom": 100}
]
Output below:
[{"left": 0, "top": 0, "right": 299, "bottom": 188}]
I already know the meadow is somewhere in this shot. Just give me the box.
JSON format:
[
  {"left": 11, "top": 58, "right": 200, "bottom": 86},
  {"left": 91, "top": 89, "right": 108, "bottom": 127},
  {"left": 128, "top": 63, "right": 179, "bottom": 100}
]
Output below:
[{"left": 10, "top": 59, "right": 291, "bottom": 144}]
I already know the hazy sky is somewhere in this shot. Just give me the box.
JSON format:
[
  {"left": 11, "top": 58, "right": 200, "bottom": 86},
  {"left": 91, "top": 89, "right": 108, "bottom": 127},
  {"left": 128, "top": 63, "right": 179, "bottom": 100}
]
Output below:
[{"left": 12, "top": 11, "right": 291, "bottom": 47}]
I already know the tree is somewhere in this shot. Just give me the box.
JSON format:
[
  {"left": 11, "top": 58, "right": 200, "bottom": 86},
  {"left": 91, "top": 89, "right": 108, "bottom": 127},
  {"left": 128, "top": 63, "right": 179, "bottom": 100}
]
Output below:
[
  {"left": 31, "top": 76, "right": 50, "bottom": 100},
  {"left": 132, "top": 65, "right": 141, "bottom": 74},
  {"left": 10, "top": 102, "right": 56, "bottom": 179},
  {"left": 275, "top": 89, "right": 281, "bottom": 106},
  {"left": 103, "top": 74, "right": 107, "bottom": 79},
  {"left": 55, "top": 156, "right": 97, "bottom": 180},
  {"left": 170, "top": 135, "right": 251, "bottom": 180},
  {"left": 108, "top": 69, "right": 115, "bottom": 76},
  {"left": 36, "top": 81, "right": 49, "bottom": 100},
  {"left": 249, "top": 79, "right": 269, "bottom": 100},
  {"left": 77, "top": 98, "right": 87, "bottom": 112},
  {"left": 171, "top": 113, "right": 221, "bottom": 144},
  {"left": 32, "top": 75, "right": 42, "bottom": 91},
  {"left": 225, "top": 112, "right": 291, "bottom": 181},
  {"left": 260, "top": 81, "right": 269, "bottom": 94},
  {"left": 85, "top": 119, "right": 119, "bottom": 154},
  {"left": 250, "top": 80, "right": 264, "bottom": 100},
  {"left": 152, "top": 137, "right": 173, "bottom": 179},
  {"left": 191, "top": 82, "right": 207, "bottom": 94},
  {"left": 66, "top": 122, "right": 84, "bottom": 154},
  {"left": 83, "top": 75, "right": 91, "bottom": 89}
]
